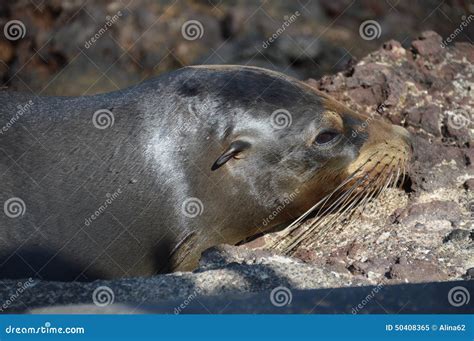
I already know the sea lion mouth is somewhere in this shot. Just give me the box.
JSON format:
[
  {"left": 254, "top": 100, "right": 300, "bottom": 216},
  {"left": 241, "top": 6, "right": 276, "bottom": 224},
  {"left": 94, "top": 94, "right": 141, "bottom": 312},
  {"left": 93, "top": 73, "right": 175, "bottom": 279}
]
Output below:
[{"left": 270, "top": 124, "right": 413, "bottom": 255}]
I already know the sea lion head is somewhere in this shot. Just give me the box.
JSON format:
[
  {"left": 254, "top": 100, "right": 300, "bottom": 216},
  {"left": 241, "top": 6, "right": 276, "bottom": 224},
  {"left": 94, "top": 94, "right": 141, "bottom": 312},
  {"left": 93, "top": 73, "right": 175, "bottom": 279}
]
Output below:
[
  {"left": 171, "top": 65, "right": 412, "bottom": 269},
  {"left": 197, "top": 66, "right": 412, "bottom": 223}
]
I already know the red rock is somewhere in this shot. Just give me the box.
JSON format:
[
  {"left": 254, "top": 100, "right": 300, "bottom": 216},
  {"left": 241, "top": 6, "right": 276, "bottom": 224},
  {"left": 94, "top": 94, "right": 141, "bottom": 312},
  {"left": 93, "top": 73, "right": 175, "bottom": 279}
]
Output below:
[
  {"left": 398, "top": 200, "right": 461, "bottom": 225},
  {"left": 388, "top": 259, "right": 448, "bottom": 282},
  {"left": 420, "top": 105, "right": 441, "bottom": 136},
  {"left": 411, "top": 31, "right": 444, "bottom": 57}
]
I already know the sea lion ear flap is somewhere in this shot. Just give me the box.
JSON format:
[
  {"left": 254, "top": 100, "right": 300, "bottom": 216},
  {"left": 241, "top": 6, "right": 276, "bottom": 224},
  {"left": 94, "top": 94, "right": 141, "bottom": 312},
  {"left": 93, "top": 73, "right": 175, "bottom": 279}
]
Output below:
[{"left": 211, "top": 140, "right": 251, "bottom": 171}]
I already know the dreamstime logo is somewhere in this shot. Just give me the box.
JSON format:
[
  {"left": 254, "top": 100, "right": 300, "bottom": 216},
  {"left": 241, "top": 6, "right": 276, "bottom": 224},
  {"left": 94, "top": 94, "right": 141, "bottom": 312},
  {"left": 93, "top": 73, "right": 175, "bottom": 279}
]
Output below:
[
  {"left": 92, "top": 109, "right": 115, "bottom": 129},
  {"left": 446, "top": 109, "right": 472, "bottom": 130},
  {"left": 3, "top": 197, "right": 26, "bottom": 218},
  {"left": 447, "top": 286, "right": 470, "bottom": 307},
  {"left": 270, "top": 286, "right": 292, "bottom": 307},
  {"left": 362, "top": 200, "right": 378, "bottom": 218},
  {"left": 181, "top": 197, "right": 204, "bottom": 218},
  {"left": 270, "top": 109, "right": 292, "bottom": 130},
  {"left": 3, "top": 20, "right": 26, "bottom": 41},
  {"left": 181, "top": 20, "right": 204, "bottom": 41},
  {"left": 359, "top": 20, "right": 381, "bottom": 40},
  {"left": 92, "top": 286, "right": 115, "bottom": 307}
]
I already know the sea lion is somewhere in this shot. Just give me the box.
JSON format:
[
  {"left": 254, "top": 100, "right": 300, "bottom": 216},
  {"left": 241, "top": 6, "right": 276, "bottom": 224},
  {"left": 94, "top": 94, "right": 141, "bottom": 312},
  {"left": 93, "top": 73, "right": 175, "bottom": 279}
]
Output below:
[{"left": 0, "top": 65, "right": 412, "bottom": 281}]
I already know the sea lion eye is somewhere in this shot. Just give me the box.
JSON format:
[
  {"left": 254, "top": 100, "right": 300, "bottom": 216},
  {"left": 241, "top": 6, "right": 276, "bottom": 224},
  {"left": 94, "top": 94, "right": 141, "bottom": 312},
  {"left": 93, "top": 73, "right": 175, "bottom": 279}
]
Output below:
[{"left": 314, "top": 130, "right": 340, "bottom": 145}]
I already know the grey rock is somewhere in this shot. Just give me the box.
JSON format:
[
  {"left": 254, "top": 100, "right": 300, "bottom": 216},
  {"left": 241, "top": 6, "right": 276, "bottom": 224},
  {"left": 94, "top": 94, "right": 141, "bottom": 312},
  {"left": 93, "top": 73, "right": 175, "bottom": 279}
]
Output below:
[{"left": 0, "top": 246, "right": 369, "bottom": 313}]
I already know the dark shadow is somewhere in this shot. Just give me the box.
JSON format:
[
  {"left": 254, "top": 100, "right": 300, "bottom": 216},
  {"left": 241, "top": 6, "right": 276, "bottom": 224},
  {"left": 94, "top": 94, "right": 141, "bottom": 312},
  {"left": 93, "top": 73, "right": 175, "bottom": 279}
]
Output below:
[{"left": 0, "top": 247, "right": 104, "bottom": 282}]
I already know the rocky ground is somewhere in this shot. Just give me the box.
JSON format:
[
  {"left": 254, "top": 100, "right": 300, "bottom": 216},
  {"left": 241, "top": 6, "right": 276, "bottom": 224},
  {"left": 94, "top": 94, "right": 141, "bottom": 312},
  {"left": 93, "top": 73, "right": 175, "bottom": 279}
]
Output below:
[
  {"left": 1, "top": 245, "right": 472, "bottom": 313},
  {"left": 0, "top": 31, "right": 472, "bottom": 313},
  {"left": 248, "top": 30, "right": 474, "bottom": 286}
]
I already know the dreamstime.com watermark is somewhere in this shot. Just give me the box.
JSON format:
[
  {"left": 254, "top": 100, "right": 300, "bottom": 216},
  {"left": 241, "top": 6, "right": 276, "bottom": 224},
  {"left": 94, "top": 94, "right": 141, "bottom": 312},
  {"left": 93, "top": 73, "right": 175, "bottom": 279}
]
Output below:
[
  {"left": 359, "top": 20, "right": 381, "bottom": 40},
  {"left": 3, "top": 19, "right": 26, "bottom": 41},
  {"left": 84, "top": 188, "right": 122, "bottom": 226},
  {"left": 352, "top": 282, "right": 385, "bottom": 314},
  {"left": 447, "top": 286, "right": 470, "bottom": 307},
  {"left": 174, "top": 288, "right": 203, "bottom": 314},
  {"left": 262, "top": 189, "right": 300, "bottom": 227},
  {"left": 3, "top": 197, "right": 26, "bottom": 218},
  {"left": 181, "top": 197, "right": 204, "bottom": 218},
  {"left": 92, "top": 109, "right": 115, "bottom": 129},
  {"left": 0, "top": 278, "right": 34, "bottom": 312},
  {"left": 84, "top": 11, "right": 123, "bottom": 49},
  {"left": 270, "top": 286, "right": 293, "bottom": 307},
  {"left": 5, "top": 322, "right": 85, "bottom": 335},
  {"left": 441, "top": 14, "right": 474, "bottom": 48},
  {"left": 446, "top": 109, "right": 472, "bottom": 130},
  {"left": 92, "top": 286, "right": 115, "bottom": 307},
  {"left": 270, "top": 109, "right": 292, "bottom": 130},
  {"left": 262, "top": 11, "right": 301, "bottom": 49},
  {"left": 181, "top": 20, "right": 204, "bottom": 41},
  {"left": 0, "top": 100, "right": 34, "bottom": 135}
]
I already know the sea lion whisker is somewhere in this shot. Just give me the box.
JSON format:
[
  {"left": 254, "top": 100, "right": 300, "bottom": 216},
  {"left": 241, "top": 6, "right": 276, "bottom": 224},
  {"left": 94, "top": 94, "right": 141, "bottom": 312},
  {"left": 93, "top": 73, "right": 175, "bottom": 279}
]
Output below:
[
  {"left": 339, "top": 164, "right": 392, "bottom": 219},
  {"left": 281, "top": 152, "right": 393, "bottom": 244},
  {"left": 358, "top": 170, "right": 387, "bottom": 207},
  {"left": 390, "top": 167, "right": 400, "bottom": 189},
  {"left": 276, "top": 154, "right": 378, "bottom": 235},
  {"left": 281, "top": 170, "right": 373, "bottom": 253},
  {"left": 291, "top": 158, "right": 397, "bottom": 251},
  {"left": 399, "top": 161, "right": 407, "bottom": 190},
  {"left": 392, "top": 161, "right": 402, "bottom": 189},
  {"left": 362, "top": 160, "right": 401, "bottom": 217},
  {"left": 301, "top": 181, "right": 378, "bottom": 249},
  {"left": 308, "top": 175, "right": 368, "bottom": 221},
  {"left": 309, "top": 151, "right": 384, "bottom": 218},
  {"left": 370, "top": 158, "right": 399, "bottom": 198},
  {"left": 306, "top": 157, "right": 401, "bottom": 249},
  {"left": 311, "top": 184, "right": 357, "bottom": 223},
  {"left": 275, "top": 187, "right": 356, "bottom": 252},
  {"left": 358, "top": 168, "right": 391, "bottom": 217},
  {"left": 381, "top": 160, "right": 399, "bottom": 194},
  {"left": 278, "top": 150, "right": 406, "bottom": 253}
]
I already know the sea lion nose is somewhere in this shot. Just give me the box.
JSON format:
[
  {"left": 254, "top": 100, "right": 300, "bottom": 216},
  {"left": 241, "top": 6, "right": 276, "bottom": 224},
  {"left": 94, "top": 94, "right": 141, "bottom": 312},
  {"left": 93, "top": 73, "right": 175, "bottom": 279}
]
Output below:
[{"left": 392, "top": 125, "right": 413, "bottom": 152}]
